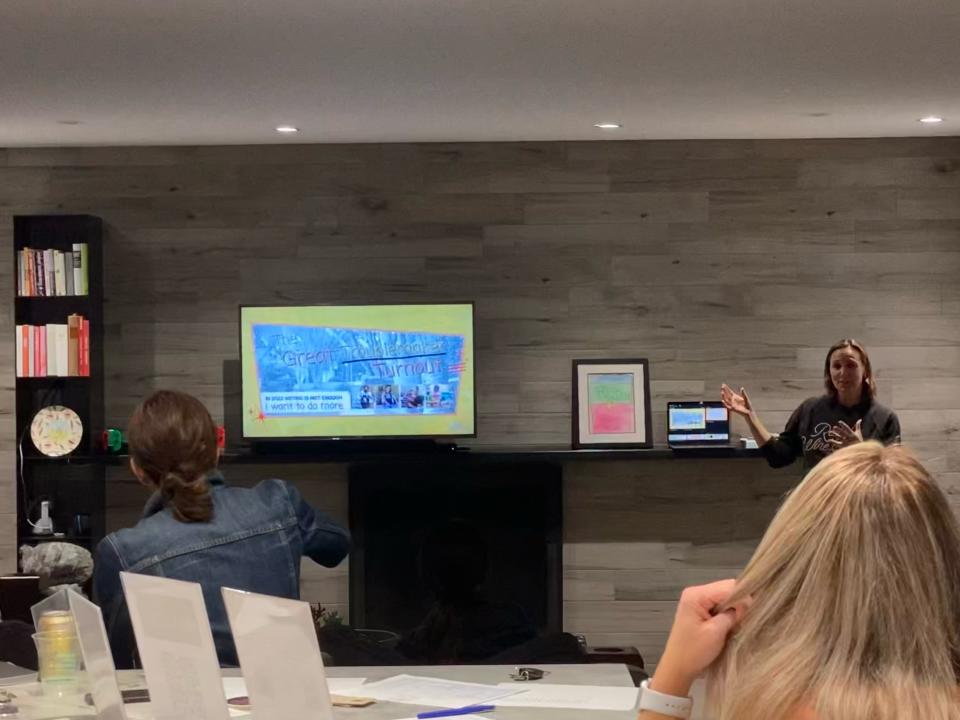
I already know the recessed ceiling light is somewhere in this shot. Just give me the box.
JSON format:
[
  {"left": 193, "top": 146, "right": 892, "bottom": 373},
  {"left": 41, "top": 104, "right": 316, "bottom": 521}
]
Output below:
[
  {"left": 593, "top": 122, "right": 622, "bottom": 130},
  {"left": 275, "top": 125, "right": 299, "bottom": 133},
  {"left": 919, "top": 116, "right": 944, "bottom": 124}
]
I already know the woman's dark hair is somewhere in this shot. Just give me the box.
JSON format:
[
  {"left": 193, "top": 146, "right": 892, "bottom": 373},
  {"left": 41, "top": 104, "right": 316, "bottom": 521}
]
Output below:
[
  {"left": 823, "top": 338, "right": 876, "bottom": 401},
  {"left": 127, "top": 390, "right": 218, "bottom": 523}
]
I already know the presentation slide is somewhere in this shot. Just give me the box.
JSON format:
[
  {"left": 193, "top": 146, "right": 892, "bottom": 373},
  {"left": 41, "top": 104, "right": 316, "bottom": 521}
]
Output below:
[
  {"left": 705, "top": 406, "right": 728, "bottom": 422},
  {"left": 240, "top": 305, "right": 475, "bottom": 439},
  {"left": 669, "top": 407, "right": 706, "bottom": 430}
]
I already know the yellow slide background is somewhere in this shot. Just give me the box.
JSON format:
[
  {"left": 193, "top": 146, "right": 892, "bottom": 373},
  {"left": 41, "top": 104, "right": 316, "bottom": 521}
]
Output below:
[{"left": 240, "top": 305, "right": 475, "bottom": 439}]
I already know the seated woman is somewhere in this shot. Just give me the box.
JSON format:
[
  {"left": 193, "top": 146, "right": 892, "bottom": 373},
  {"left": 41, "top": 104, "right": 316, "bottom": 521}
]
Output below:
[
  {"left": 639, "top": 442, "right": 960, "bottom": 720},
  {"left": 93, "top": 390, "right": 350, "bottom": 668}
]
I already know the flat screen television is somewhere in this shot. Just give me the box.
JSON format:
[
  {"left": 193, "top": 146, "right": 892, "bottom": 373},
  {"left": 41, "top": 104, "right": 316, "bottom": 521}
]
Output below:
[{"left": 239, "top": 303, "right": 476, "bottom": 441}]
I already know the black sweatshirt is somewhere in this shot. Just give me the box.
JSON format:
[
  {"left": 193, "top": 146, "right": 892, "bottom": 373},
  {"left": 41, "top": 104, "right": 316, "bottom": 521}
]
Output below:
[{"left": 761, "top": 395, "right": 901, "bottom": 471}]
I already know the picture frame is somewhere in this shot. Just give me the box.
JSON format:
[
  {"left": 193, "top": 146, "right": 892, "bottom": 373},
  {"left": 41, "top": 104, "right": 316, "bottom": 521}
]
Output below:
[{"left": 571, "top": 358, "right": 652, "bottom": 449}]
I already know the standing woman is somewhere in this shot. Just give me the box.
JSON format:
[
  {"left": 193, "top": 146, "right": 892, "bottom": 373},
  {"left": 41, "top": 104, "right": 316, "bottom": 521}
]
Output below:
[{"left": 721, "top": 339, "right": 900, "bottom": 470}]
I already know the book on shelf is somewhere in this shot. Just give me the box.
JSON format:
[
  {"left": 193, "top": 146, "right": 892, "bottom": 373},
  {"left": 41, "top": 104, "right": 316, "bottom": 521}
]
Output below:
[
  {"left": 43, "top": 249, "right": 55, "bottom": 297},
  {"left": 26, "top": 325, "right": 34, "bottom": 377},
  {"left": 38, "top": 325, "right": 47, "bottom": 377},
  {"left": 53, "top": 251, "right": 67, "bottom": 296},
  {"left": 45, "top": 324, "right": 57, "bottom": 378},
  {"left": 79, "top": 317, "right": 89, "bottom": 376},
  {"left": 64, "top": 254, "right": 74, "bottom": 295},
  {"left": 67, "top": 315, "right": 80, "bottom": 377},
  {"left": 18, "top": 249, "right": 26, "bottom": 296},
  {"left": 73, "top": 242, "right": 87, "bottom": 295},
  {"left": 16, "top": 326, "right": 26, "bottom": 377},
  {"left": 17, "top": 244, "right": 88, "bottom": 297},
  {"left": 15, "top": 317, "right": 88, "bottom": 378},
  {"left": 33, "top": 249, "right": 45, "bottom": 296}
]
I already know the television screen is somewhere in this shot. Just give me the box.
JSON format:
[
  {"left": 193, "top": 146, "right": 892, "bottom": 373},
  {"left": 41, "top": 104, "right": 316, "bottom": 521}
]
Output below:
[{"left": 240, "top": 304, "right": 476, "bottom": 440}]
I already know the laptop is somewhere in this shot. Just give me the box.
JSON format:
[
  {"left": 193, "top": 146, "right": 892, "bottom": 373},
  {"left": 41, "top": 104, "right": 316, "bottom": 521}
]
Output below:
[{"left": 667, "top": 401, "right": 732, "bottom": 449}]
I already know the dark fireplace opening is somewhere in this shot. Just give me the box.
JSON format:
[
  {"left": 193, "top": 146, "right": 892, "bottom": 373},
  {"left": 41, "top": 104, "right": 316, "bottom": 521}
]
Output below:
[{"left": 348, "top": 460, "right": 562, "bottom": 664}]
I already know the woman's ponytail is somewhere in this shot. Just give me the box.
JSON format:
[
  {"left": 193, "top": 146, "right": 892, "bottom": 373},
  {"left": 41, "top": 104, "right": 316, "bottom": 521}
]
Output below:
[{"left": 160, "top": 469, "right": 214, "bottom": 522}]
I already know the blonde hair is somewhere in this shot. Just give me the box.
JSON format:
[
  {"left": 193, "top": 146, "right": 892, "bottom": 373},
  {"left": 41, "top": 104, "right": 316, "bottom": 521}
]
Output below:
[{"left": 708, "top": 442, "right": 960, "bottom": 720}]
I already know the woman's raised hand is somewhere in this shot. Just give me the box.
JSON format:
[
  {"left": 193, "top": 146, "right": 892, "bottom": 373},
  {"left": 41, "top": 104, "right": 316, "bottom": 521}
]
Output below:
[
  {"left": 721, "top": 384, "right": 753, "bottom": 418},
  {"left": 651, "top": 580, "right": 749, "bottom": 697},
  {"left": 827, "top": 419, "right": 863, "bottom": 449}
]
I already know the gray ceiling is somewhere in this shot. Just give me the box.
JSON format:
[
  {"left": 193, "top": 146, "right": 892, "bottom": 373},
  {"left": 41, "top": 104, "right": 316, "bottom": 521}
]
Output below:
[{"left": 1, "top": 0, "right": 957, "bottom": 146}]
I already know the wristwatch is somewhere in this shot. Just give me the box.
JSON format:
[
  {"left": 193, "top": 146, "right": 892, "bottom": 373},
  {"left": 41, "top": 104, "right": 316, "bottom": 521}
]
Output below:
[{"left": 638, "top": 679, "right": 694, "bottom": 718}]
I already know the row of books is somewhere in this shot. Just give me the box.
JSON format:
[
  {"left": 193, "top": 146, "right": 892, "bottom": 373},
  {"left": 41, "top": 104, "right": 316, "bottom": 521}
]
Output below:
[
  {"left": 15, "top": 315, "right": 90, "bottom": 377},
  {"left": 17, "top": 244, "right": 89, "bottom": 297}
]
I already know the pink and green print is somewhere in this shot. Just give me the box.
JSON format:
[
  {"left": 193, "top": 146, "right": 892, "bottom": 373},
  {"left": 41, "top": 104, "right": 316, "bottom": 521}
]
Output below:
[{"left": 587, "top": 373, "right": 635, "bottom": 434}]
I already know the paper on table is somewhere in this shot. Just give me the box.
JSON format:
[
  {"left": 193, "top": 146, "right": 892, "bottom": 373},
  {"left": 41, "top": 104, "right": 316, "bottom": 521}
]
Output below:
[
  {"left": 111, "top": 704, "right": 154, "bottom": 720},
  {"left": 393, "top": 716, "right": 490, "bottom": 720},
  {"left": 360, "top": 674, "right": 523, "bottom": 708},
  {"left": 330, "top": 678, "right": 369, "bottom": 695},
  {"left": 125, "top": 702, "right": 252, "bottom": 720},
  {"left": 222, "top": 677, "right": 246, "bottom": 700},
  {"left": 0, "top": 661, "right": 35, "bottom": 686},
  {"left": 494, "top": 682, "right": 639, "bottom": 711},
  {"left": 221, "top": 676, "right": 368, "bottom": 699}
]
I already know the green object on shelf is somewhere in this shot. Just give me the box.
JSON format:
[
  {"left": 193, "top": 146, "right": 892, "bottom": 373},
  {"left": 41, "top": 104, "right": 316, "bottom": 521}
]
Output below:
[{"left": 102, "top": 428, "right": 125, "bottom": 453}]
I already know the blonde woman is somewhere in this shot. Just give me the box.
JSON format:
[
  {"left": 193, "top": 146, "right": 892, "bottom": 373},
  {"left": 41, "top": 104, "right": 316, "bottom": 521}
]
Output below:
[{"left": 638, "top": 442, "right": 960, "bottom": 720}]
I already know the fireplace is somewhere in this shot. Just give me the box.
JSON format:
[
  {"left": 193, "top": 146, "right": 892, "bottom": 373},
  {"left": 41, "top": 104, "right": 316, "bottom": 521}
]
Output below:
[{"left": 348, "top": 460, "right": 562, "bottom": 663}]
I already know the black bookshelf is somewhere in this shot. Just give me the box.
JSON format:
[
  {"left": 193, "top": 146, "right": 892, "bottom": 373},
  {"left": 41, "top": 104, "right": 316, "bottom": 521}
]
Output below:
[{"left": 13, "top": 215, "right": 105, "bottom": 554}]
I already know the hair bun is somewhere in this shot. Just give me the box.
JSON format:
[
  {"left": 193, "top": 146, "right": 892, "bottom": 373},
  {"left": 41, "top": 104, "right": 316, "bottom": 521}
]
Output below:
[{"left": 161, "top": 468, "right": 213, "bottom": 523}]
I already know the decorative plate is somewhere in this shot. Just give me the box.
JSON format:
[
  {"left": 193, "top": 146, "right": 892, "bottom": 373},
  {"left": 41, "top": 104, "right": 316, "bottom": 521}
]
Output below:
[{"left": 30, "top": 405, "right": 83, "bottom": 457}]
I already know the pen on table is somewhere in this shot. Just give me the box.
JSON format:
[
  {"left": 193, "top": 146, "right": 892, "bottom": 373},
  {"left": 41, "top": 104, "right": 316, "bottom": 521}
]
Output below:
[{"left": 416, "top": 704, "right": 496, "bottom": 719}]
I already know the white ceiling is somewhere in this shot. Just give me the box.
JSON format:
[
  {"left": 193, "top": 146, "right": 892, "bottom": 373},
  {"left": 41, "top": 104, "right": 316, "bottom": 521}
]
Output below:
[{"left": 1, "top": 0, "right": 958, "bottom": 147}]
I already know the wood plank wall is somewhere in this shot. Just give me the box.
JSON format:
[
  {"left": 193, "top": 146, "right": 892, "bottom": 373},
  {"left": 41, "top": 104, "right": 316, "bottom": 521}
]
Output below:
[{"left": 2, "top": 137, "right": 960, "bottom": 665}]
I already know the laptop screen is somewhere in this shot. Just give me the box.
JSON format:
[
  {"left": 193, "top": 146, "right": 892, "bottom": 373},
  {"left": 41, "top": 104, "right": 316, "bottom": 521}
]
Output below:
[{"left": 667, "top": 401, "right": 730, "bottom": 444}]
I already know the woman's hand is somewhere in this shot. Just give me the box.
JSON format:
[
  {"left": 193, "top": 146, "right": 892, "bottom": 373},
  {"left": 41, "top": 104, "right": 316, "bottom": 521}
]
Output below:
[
  {"left": 720, "top": 384, "right": 754, "bottom": 418},
  {"left": 827, "top": 419, "right": 863, "bottom": 449},
  {"left": 650, "top": 580, "right": 748, "bottom": 697}
]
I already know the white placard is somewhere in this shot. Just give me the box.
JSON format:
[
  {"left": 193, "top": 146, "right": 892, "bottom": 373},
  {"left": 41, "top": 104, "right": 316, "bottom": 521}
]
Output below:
[
  {"left": 121, "top": 572, "right": 230, "bottom": 720},
  {"left": 66, "top": 589, "right": 127, "bottom": 720},
  {"left": 222, "top": 587, "right": 335, "bottom": 720}
]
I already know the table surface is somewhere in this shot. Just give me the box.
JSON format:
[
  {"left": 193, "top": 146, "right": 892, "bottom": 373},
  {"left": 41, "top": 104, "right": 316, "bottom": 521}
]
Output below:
[
  {"left": 3, "top": 663, "right": 640, "bottom": 720},
  {"left": 326, "top": 664, "right": 637, "bottom": 719}
]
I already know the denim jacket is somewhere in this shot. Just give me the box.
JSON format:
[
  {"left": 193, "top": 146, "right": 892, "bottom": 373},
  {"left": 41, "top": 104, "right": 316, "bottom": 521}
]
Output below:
[{"left": 93, "top": 471, "right": 350, "bottom": 668}]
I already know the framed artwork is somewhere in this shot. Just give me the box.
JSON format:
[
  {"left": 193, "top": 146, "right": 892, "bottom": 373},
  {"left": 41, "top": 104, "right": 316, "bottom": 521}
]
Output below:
[{"left": 571, "top": 358, "right": 652, "bottom": 449}]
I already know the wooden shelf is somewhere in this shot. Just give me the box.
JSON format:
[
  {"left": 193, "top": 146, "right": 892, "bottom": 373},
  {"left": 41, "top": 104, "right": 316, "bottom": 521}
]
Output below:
[
  {"left": 21, "top": 444, "right": 763, "bottom": 467},
  {"left": 16, "top": 376, "right": 90, "bottom": 382},
  {"left": 20, "top": 535, "right": 93, "bottom": 544}
]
